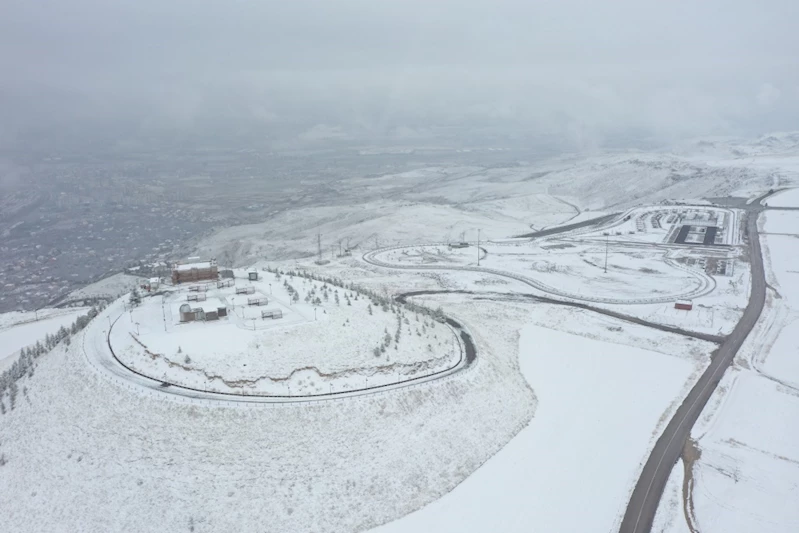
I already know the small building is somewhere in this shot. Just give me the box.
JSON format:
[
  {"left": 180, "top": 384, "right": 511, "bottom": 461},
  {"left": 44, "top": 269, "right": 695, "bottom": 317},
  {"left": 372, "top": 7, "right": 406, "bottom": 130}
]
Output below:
[
  {"left": 217, "top": 279, "right": 234, "bottom": 289},
  {"left": 220, "top": 269, "right": 235, "bottom": 279},
  {"left": 261, "top": 309, "right": 283, "bottom": 319},
  {"left": 179, "top": 302, "right": 228, "bottom": 323},
  {"left": 248, "top": 270, "right": 259, "bottom": 281},
  {"left": 248, "top": 296, "right": 268, "bottom": 306},
  {"left": 236, "top": 286, "right": 256, "bottom": 295},
  {"left": 186, "top": 293, "right": 207, "bottom": 302},
  {"left": 141, "top": 277, "right": 161, "bottom": 292},
  {"left": 171, "top": 259, "right": 218, "bottom": 284},
  {"left": 179, "top": 303, "right": 194, "bottom": 322},
  {"left": 675, "top": 300, "right": 693, "bottom": 311}
]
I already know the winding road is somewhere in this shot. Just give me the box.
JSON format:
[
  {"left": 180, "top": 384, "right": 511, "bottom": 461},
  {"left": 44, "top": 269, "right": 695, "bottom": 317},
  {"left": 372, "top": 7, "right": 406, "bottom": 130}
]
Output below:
[
  {"left": 364, "top": 198, "right": 772, "bottom": 532},
  {"left": 516, "top": 213, "right": 619, "bottom": 238},
  {"left": 82, "top": 292, "right": 475, "bottom": 404},
  {"left": 364, "top": 240, "right": 717, "bottom": 306},
  {"left": 618, "top": 194, "right": 772, "bottom": 533}
]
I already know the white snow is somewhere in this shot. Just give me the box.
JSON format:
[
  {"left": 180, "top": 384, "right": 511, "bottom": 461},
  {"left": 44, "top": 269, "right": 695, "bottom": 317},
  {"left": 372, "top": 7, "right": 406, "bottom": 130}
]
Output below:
[
  {"left": 654, "top": 205, "right": 799, "bottom": 533},
  {"left": 762, "top": 209, "right": 799, "bottom": 235},
  {"left": 765, "top": 187, "right": 799, "bottom": 207},
  {"left": 113, "top": 271, "right": 458, "bottom": 395},
  {"left": 652, "top": 458, "right": 692, "bottom": 533},
  {"left": 0, "top": 307, "right": 88, "bottom": 372},
  {"left": 0, "top": 295, "right": 535, "bottom": 533},
  {"left": 67, "top": 272, "right": 141, "bottom": 301},
  {"left": 175, "top": 260, "right": 215, "bottom": 271},
  {"left": 371, "top": 324, "right": 705, "bottom": 533},
  {"left": 5, "top": 138, "right": 799, "bottom": 532},
  {"left": 688, "top": 371, "right": 799, "bottom": 533}
]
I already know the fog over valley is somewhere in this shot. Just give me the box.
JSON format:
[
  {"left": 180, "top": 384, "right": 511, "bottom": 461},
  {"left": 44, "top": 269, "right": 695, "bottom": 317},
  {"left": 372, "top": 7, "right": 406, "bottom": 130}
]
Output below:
[{"left": 2, "top": 3, "right": 799, "bottom": 533}]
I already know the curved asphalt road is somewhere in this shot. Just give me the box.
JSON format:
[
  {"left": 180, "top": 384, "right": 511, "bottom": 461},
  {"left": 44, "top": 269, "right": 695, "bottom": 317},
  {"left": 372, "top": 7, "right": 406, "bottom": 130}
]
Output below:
[
  {"left": 618, "top": 198, "right": 769, "bottom": 533},
  {"left": 515, "top": 213, "right": 619, "bottom": 238},
  {"left": 398, "top": 289, "right": 723, "bottom": 344},
  {"left": 86, "top": 292, "right": 475, "bottom": 404}
]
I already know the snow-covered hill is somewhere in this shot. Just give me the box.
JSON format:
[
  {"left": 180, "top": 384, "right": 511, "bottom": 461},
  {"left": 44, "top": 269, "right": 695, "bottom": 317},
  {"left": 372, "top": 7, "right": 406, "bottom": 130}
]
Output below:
[{"left": 191, "top": 134, "right": 799, "bottom": 268}]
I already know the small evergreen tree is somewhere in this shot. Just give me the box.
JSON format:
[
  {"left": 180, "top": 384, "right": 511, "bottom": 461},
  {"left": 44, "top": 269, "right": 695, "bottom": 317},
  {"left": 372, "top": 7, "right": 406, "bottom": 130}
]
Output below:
[{"left": 129, "top": 288, "right": 141, "bottom": 306}]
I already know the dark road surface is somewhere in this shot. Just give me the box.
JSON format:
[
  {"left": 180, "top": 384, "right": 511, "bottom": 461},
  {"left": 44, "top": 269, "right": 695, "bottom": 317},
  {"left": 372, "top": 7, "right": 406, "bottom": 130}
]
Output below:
[
  {"left": 515, "top": 213, "right": 619, "bottom": 238},
  {"left": 99, "top": 291, "right": 476, "bottom": 403},
  {"left": 398, "top": 289, "right": 723, "bottom": 344},
  {"left": 619, "top": 197, "right": 770, "bottom": 533}
]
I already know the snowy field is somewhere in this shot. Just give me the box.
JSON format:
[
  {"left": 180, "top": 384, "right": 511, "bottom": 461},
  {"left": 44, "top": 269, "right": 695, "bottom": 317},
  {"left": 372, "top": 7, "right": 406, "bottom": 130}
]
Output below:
[
  {"left": 0, "top": 294, "right": 534, "bottom": 533},
  {"left": 372, "top": 321, "right": 708, "bottom": 533},
  {"left": 371, "top": 240, "right": 714, "bottom": 304},
  {"left": 4, "top": 138, "right": 799, "bottom": 532},
  {"left": 655, "top": 206, "right": 799, "bottom": 533},
  {"left": 0, "top": 307, "right": 88, "bottom": 372},
  {"left": 764, "top": 187, "right": 799, "bottom": 207},
  {"left": 189, "top": 146, "right": 781, "bottom": 269},
  {"left": 604, "top": 255, "right": 751, "bottom": 337},
  {"left": 65, "top": 272, "right": 141, "bottom": 301},
  {"left": 111, "top": 271, "right": 458, "bottom": 395}
]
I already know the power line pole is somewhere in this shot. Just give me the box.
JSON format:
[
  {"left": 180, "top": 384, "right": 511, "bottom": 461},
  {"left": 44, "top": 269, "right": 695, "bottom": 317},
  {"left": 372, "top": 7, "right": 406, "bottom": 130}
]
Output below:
[
  {"left": 317, "top": 233, "right": 322, "bottom": 263},
  {"left": 477, "top": 229, "right": 481, "bottom": 266},
  {"left": 604, "top": 234, "right": 609, "bottom": 273}
]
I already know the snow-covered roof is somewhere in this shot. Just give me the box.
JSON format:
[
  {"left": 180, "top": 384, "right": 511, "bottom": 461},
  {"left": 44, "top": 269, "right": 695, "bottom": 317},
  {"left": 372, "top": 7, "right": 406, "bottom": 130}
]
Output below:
[
  {"left": 190, "top": 297, "right": 226, "bottom": 314},
  {"left": 175, "top": 261, "right": 215, "bottom": 272}
]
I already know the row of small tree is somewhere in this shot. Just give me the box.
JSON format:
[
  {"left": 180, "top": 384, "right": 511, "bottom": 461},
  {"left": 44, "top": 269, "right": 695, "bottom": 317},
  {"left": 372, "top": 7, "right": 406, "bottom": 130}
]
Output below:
[
  {"left": 263, "top": 265, "right": 450, "bottom": 363},
  {"left": 0, "top": 304, "right": 106, "bottom": 415},
  {"left": 264, "top": 265, "right": 445, "bottom": 321}
]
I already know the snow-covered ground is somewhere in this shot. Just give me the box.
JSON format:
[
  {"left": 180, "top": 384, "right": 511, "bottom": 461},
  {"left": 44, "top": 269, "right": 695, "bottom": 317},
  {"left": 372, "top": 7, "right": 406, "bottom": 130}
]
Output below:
[
  {"left": 0, "top": 307, "right": 88, "bottom": 373},
  {"left": 112, "top": 271, "right": 458, "bottom": 395},
  {"left": 371, "top": 318, "right": 709, "bottom": 533},
  {"left": 655, "top": 206, "right": 799, "bottom": 533},
  {"left": 373, "top": 241, "right": 707, "bottom": 303},
  {"left": 189, "top": 145, "right": 786, "bottom": 268},
  {"left": 0, "top": 293, "right": 534, "bottom": 533},
  {"left": 66, "top": 272, "right": 141, "bottom": 302},
  {"left": 652, "top": 458, "right": 692, "bottom": 533},
  {"left": 4, "top": 137, "right": 799, "bottom": 532},
  {"left": 765, "top": 187, "right": 799, "bottom": 207}
]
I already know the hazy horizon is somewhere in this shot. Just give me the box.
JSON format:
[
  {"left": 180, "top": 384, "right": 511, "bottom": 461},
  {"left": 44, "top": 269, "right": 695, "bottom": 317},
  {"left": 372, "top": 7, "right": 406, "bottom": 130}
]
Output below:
[{"left": 2, "top": 0, "right": 798, "bottom": 152}]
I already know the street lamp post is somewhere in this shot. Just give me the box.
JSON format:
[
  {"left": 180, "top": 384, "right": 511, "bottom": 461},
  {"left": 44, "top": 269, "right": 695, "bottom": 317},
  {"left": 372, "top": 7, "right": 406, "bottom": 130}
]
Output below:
[{"left": 314, "top": 307, "right": 317, "bottom": 321}]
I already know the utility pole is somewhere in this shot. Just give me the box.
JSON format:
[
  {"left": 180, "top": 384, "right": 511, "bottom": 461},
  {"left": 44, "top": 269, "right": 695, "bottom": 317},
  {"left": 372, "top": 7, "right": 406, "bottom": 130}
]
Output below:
[
  {"left": 317, "top": 233, "right": 322, "bottom": 264},
  {"left": 477, "top": 229, "right": 481, "bottom": 266},
  {"left": 604, "top": 234, "right": 609, "bottom": 274}
]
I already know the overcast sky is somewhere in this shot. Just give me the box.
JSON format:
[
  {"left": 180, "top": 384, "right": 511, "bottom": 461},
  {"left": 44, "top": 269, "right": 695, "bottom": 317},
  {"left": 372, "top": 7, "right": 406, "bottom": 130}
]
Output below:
[{"left": 1, "top": 0, "right": 797, "bottom": 148}]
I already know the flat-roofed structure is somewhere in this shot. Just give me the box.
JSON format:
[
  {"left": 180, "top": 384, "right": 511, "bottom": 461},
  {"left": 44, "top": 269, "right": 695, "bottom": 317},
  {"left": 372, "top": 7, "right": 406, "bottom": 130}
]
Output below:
[{"left": 171, "top": 259, "right": 218, "bottom": 284}]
